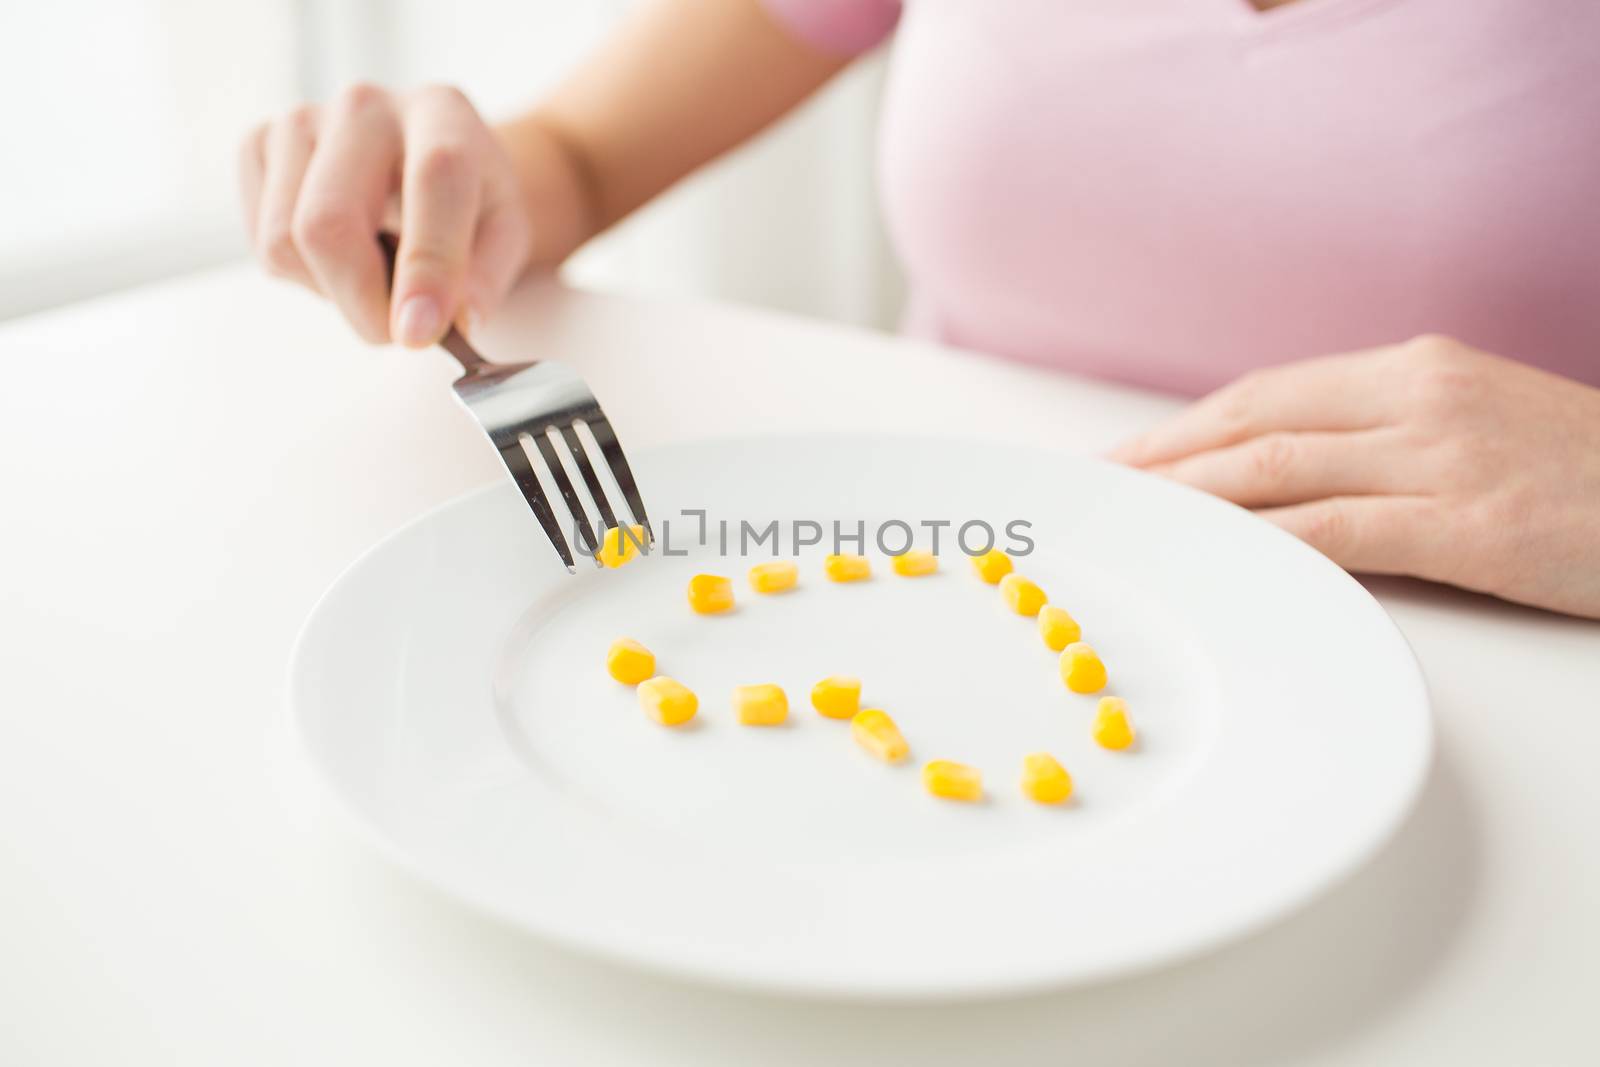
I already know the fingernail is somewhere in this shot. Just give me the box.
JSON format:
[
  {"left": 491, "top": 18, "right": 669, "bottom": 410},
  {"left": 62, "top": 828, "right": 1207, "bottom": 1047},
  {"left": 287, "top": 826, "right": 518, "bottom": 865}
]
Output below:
[
  {"left": 462, "top": 306, "right": 484, "bottom": 340},
  {"left": 396, "top": 295, "right": 441, "bottom": 347}
]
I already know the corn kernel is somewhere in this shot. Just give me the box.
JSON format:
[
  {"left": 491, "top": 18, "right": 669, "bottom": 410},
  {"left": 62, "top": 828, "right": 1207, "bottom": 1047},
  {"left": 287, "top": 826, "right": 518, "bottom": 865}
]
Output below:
[
  {"left": 971, "top": 548, "right": 1014, "bottom": 584},
  {"left": 1021, "top": 752, "right": 1074, "bottom": 804},
  {"left": 1000, "top": 573, "right": 1047, "bottom": 616},
  {"left": 851, "top": 709, "right": 909, "bottom": 763},
  {"left": 733, "top": 683, "right": 788, "bottom": 726},
  {"left": 638, "top": 677, "right": 698, "bottom": 726},
  {"left": 891, "top": 550, "right": 938, "bottom": 577},
  {"left": 923, "top": 760, "right": 983, "bottom": 802},
  {"left": 687, "top": 573, "right": 735, "bottom": 614},
  {"left": 1093, "top": 696, "right": 1136, "bottom": 750},
  {"left": 1037, "top": 605, "right": 1082, "bottom": 652},
  {"left": 748, "top": 560, "right": 799, "bottom": 594},
  {"left": 810, "top": 675, "right": 861, "bottom": 720},
  {"left": 824, "top": 554, "right": 872, "bottom": 582},
  {"left": 596, "top": 523, "right": 647, "bottom": 568},
  {"left": 606, "top": 637, "right": 655, "bottom": 685},
  {"left": 1060, "top": 641, "right": 1108, "bottom": 693}
]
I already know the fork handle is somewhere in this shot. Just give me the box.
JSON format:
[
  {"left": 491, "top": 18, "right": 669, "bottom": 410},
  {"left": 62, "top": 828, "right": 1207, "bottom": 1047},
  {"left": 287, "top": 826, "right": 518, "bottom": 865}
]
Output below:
[{"left": 375, "top": 232, "right": 490, "bottom": 375}]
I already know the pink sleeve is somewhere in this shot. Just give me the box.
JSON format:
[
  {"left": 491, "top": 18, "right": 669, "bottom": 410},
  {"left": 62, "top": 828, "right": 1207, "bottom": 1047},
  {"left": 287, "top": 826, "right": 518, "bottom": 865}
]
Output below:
[{"left": 760, "top": 0, "right": 901, "bottom": 55}]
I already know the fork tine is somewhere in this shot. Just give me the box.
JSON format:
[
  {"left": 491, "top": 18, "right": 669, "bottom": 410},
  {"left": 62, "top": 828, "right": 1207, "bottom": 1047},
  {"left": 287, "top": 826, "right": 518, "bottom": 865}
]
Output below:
[
  {"left": 587, "top": 415, "right": 653, "bottom": 544},
  {"left": 532, "top": 429, "right": 602, "bottom": 563},
  {"left": 497, "top": 435, "right": 577, "bottom": 573},
  {"left": 559, "top": 422, "right": 619, "bottom": 533}
]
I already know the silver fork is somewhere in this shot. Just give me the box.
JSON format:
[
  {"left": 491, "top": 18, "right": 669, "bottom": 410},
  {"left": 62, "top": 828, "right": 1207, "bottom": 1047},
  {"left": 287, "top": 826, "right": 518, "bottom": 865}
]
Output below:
[{"left": 379, "top": 234, "right": 652, "bottom": 572}]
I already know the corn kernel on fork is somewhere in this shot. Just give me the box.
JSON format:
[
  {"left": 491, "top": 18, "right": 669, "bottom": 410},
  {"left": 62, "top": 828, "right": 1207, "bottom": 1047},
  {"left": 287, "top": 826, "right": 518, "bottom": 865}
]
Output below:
[{"left": 379, "top": 234, "right": 651, "bottom": 572}]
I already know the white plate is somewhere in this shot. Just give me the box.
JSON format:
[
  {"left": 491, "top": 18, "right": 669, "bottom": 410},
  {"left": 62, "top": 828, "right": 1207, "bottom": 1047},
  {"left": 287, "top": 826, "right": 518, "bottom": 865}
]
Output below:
[{"left": 290, "top": 435, "right": 1430, "bottom": 1000}]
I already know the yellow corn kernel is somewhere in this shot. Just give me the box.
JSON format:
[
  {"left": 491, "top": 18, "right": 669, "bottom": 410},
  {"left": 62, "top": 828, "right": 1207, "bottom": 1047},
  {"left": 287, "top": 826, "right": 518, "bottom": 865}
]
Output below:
[
  {"left": 891, "top": 550, "right": 938, "bottom": 577},
  {"left": 1060, "top": 641, "right": 1108, "bottom": 694},
  {"left": 971, "top": 548, "right": 1014, "bottom": 584},
  {"left": 1037, "top": 605, "right": 1083, "bottom": 652},
  {"left": 824, "top": 554, "right": 872, "bottom": 582},
  {"left": 748, "top": 560, "right": 799, "bottom": 594},
  {"left": 1020, "top": 752, "right": 1074, "bottom": 804},
  {"left": 851, "top": 709, "right": 909, "bottom": 763},
  {"left": 1000, "top": 573, "right": 1047, "bottom": 616},
  {"left": 810, "top": 675, "right": 861, "bottom": 720},
  {"left": 922, "top": 760, "right": 983, "bottom": 802},
  {"left": 596, "top": 523, "right": 647, "bottom": 568},
  {"left": 606, "top": 638, "right": 655, "bottom": 685},
  {"left": 637, "top": 677, "right": 698, "bottom": 726},
  {"left": 733, "top": 683, "right": 789, "bottom": 726},
  {"left": 687, "top": 573, "right": 735, "bottom": 614},
  {"left": 1093, "top": 696, "right": 1136, "bottom": 751}
]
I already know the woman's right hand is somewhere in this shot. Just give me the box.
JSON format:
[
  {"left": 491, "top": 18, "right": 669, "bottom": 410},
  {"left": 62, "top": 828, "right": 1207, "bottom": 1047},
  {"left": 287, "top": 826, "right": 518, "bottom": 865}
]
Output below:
[{"left": 237, "top": 84, "right": 538, "bottom": 347}]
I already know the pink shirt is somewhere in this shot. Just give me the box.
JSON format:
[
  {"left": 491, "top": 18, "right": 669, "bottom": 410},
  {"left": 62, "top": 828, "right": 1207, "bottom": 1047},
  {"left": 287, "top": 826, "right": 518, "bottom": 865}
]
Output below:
[{"left": 762, "top": 0, "right": 1600, "bottom": 394}]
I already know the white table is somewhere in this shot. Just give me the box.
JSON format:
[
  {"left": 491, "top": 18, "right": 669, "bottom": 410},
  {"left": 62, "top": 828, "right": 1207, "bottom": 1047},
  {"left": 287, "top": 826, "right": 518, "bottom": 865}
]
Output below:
[{"left": 3, "top": 267, "right": 1596, "bottom": 1066}]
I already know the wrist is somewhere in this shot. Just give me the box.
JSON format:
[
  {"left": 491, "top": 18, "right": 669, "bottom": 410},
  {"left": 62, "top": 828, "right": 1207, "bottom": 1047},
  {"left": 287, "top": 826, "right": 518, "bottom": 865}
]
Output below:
[{"left": 494, "top": 113, "right": 602, "bottom": 271}]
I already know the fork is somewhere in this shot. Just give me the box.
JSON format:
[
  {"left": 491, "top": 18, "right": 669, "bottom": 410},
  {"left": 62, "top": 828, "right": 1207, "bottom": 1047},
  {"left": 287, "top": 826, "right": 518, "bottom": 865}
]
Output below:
[{"left": 379, "top": 233, "right": 651, "bottom": 572}]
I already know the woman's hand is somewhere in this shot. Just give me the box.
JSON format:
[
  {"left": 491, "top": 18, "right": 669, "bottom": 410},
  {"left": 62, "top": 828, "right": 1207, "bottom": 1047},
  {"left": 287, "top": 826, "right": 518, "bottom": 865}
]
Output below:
[
  {"left": 235, "top": 1, "right": 855, "bottom": 345},
  {"left": 1110, "top": 335, "right": 1600, "bottom": 619},
  {"left": 238, "top": 84, "right": 562, "bottom": 347}
]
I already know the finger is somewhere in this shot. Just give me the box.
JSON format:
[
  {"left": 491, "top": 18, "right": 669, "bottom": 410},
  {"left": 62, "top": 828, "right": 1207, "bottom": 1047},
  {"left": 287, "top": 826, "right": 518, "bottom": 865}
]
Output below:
[
  {"left": 237, "top": 123, "right": 268, "bottom": 244},
  {"left": 1257, "top": 495, "right": 1438, "bottom": 577},
  {"left": 254, "top": 106, "right": 319, "bottom": 288},
  {"left": 1147, "top": 429, "right": 1416, "bottom": 509},
  {"left": 292, "top": 84, "right": 402, "bottom": 343},
  {"left": 392, "top": 87, "right": 482, "bottom": 347},
  {"left": 1108, "top": 350, "right": 1400, "bottom": 468}
]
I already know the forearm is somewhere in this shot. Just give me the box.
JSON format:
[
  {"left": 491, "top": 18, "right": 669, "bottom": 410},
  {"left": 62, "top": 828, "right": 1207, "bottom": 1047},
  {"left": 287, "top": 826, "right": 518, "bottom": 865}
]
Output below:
[{"left": 498, "top": 0, "right": 851, "bottom": 268}]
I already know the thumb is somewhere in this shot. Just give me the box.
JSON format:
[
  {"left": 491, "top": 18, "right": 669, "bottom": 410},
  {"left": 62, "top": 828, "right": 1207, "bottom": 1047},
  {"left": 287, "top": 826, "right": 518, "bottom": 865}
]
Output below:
[{"left": 390, "top": 154, "right": 480, "bottom": 348}]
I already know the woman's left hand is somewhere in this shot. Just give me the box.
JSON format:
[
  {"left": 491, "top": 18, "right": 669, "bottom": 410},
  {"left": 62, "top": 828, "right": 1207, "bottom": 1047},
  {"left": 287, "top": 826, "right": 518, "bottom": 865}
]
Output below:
[{"left": 1109, "top": 335, "right": 1600, "bottom": 619}]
